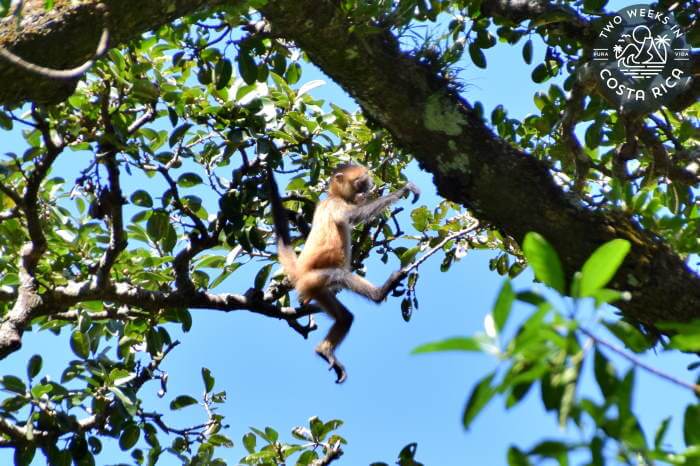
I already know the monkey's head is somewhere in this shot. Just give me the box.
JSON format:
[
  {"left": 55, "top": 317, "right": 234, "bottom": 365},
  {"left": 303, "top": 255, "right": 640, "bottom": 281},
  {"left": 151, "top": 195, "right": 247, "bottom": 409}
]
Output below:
[{"left": 329, "top": 163, "right": 373, "bottom": 203}]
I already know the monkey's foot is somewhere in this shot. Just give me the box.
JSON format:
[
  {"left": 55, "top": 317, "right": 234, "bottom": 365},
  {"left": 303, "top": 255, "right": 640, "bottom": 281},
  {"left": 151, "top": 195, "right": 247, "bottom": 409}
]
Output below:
[
  {"left": 315, "top": 346, "right": 347, "bottom": 384},
  {"left": 377, "top": 269, "right": 408, "bottom": 302}
]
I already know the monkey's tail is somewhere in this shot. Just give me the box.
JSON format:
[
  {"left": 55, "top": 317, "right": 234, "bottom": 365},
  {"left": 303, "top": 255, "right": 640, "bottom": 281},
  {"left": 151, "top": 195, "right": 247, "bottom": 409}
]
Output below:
[
  {"left": 266, "top": 166, "right": 299, "bottom": 284},
  {"left": 276, "top": 239, "right": 299, "bottom": 284}
]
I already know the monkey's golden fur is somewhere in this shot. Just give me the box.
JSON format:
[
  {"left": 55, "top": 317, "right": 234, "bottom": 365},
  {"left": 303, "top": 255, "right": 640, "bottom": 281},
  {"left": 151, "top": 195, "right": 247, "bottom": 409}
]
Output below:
[{"left": 271, "top": 164, "right": 419, "bottom": 383}]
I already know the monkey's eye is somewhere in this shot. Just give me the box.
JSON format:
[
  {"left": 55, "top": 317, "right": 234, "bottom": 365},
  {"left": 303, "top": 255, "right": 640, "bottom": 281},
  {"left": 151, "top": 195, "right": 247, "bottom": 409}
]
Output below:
[{"left": 354, "top": 177, "right": 371, "bottom": 192}]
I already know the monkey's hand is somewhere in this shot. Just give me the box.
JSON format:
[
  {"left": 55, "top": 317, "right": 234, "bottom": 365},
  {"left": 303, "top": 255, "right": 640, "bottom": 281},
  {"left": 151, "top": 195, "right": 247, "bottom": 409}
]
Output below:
[
  {"left": 315, "top": 344, "right": 347, "bottom": 384},
  {"left": 403, "top": 182, "right": 421, "bottom": 204}
]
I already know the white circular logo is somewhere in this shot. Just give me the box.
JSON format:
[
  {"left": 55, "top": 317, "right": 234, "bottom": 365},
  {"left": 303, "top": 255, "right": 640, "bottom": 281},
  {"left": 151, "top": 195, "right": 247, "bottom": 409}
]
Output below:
[{"left": 592, "top": 5, "right": 692, "bottom": 111}]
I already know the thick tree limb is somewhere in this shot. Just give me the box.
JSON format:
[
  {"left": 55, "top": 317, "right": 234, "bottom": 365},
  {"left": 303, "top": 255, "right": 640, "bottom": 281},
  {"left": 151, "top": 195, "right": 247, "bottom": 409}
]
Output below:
[
  {"left": 0, "top": 0, "right": 227, "bottom": 106},
  {"left": 0, "top": 2, "right": 110, "bottom": 80},
  {"left": 0, "top": 109, "right": 63, "bottom": 358},
  {"left": 0, "top": 416, "right": 25, "bottom": 443},
  {"left": 0, "top": 275, "right": 321, "bottom": 358},
  {"left": 0, "top": 0, "right": 698, "bottom": 335},
  {"left": 260, "top": 1, "right": 700, "bottom": 327},
  {"left": 52, "top": 280, "right": 320, "bottom": 320}
]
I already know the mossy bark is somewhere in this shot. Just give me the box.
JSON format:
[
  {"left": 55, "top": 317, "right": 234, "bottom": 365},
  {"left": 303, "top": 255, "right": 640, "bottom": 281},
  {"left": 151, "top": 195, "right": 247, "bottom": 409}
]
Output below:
[{"left": 260, "top": 0, "right": 700, "bottom": 327}]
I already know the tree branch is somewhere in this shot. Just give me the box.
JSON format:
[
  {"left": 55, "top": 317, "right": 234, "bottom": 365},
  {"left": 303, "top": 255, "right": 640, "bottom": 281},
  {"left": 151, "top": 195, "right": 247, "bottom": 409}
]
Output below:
[
  {"left": 261, "top": 0, "right": 700, "bottom": 329},
  {"left": 580, "top": 326, "right": 700, "bottom": 395},
  {"left": 95, "top": 90, "right": 128, "bottom": 288},
  {"left": 311, "top": 443, "right": 343, "bottom": 466},
  {"left": 0, "top": 0, "right": 228, "bottom": 106},
  {"left": 0, "top": 3, "right": 110, "bottom": 79},
  {"left": 0, "top": 109, "right": 64, "bottom": 358},
  {"left": 0, "top": 416, "right": 26, "bottom": 443}
]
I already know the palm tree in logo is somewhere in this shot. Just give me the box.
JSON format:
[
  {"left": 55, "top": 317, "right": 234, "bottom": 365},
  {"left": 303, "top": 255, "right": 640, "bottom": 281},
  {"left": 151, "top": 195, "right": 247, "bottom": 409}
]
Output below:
[{"left": 615, "top": 25, "right": 667, "bottom": 69}]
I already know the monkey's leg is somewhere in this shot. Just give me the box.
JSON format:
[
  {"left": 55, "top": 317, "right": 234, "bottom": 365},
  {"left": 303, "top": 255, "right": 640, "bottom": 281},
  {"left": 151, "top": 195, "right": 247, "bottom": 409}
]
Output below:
[
  {"left": 313, "top": 268, "right": 404, "bottom": 303},
  {"left": 313, "top": 291, "right": 353, "bottom": 384}
]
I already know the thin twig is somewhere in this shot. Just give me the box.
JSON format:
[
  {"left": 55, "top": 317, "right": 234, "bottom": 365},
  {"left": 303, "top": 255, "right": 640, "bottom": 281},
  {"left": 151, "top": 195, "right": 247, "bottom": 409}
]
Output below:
[
  {"left": 580, "top": 326, "right": 700, "bottom": 395},
  {"left": 402, "top": 220, "right": 479, "bottom": 275},
  {"left": 380, "top": 219, "right": 479, "bottom": 295}
]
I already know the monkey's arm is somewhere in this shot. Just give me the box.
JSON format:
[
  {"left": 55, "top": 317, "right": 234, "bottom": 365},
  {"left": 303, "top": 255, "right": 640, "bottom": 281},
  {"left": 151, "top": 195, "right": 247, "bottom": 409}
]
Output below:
[{"left": 345, "top": 182, "right": 420, "bottom": 225}]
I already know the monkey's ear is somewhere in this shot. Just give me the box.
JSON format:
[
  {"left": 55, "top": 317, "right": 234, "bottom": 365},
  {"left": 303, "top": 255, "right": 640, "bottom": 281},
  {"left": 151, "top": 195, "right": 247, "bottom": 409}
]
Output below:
[{"left": 334, "top": 173, "right": 344, "bottom": 182}]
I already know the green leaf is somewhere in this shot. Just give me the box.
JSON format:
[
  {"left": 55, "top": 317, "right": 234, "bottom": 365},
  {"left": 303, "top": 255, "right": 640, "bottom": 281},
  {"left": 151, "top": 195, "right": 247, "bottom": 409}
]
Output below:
[
  {"left": 468, "top": 43, "right": 487, "bottom": 69},
  {"left": 208, "top": 434, "right": 234, "bottom": 447},
  {"left": 413, "top": 336, "right": 483, "bottom": 354},
  {"left": 201, "top": 367, "right": 215, "bottom": 393},
  {"left": 216, "top": 58, "right": 233, "bottom": 90},
  {"left": 593, "top": 348, "right": 617, "bottom": 397},
  {"left": 528, "top": 440, "right": 569, "bottom": 458},
  {"left": 579, "top": 239, "right": 630, "bottom": 297},
  {"left": 583, "top": 0, "right": 608, "bottom": 10},
  {"left": 507, "top": 446, "right": 533, "bottom": 466},
  {"left": 264, "top": 427, "right": 278, "bottom": 443},
  {"left": 31, "top": 383, "right": 52, "bottom": 399},
  {"left": 297, "top": 450, "right": 319, "bottom": 465},
  {"left": 285, "top": 62, "right": 301, "bottom": 84},
  {"left": 585, "top": 122, "right": 602, "bottom": 150},
  {"left": 617, "top": 369, "right": 635, "bottom": 418},
  {"left": 109, "top": 387, "right": 137, "bottom": 416},
  {"left": 0, "top": 110, "right": 12, "bottom": 130},
  {"left": 88, "top": 436, "right": 102, "bottom": 455},
  {"left": 27, "top": 354, "right": 42, "bottom": 380},
  {"left": 603, "top": 320, "right": 650, "bottom": 353},
  {"left": 684, "top": 404, "right": 700, "bottom": 446},
  {"left": 170, "top": 395, "right": 198, "bottom": 410},
  {"left": 177, "top": 172, "right": 203, "bottom": 187},
  {"left": 169, "top": 123, "right": 192, "bottom": 147},
  {"left": 130, "top": 190, "right": 153, "bottom": 207},
  {"left": 254, "top": 264, "right": 272, "bottom": 290},
  {"left": 400, "top": 246, "right": 420, "bottom": 267},
  {"left": 14, "top": 444, "right": 36, "bottom": 466},
  {"left": 132, "top": 79, "right": 159, "bottom": 101},
  {"left": 70, "top": 330, "right": 90, "bottom": 359},
  {"left": 493, "top": 280, "right": 515, "bottom": 331},
  {"left": 167, "top": 107, "right": 178, "bottom": 127},
  {"left": 522, "top": 232, "right": 565, "bottom": 293},
  {"left": 491, "top": 105, "right": 506, "bottom": 125},
  {"left": 119, "top": 424, "right": 141, "bottom": 451},
  {"left": 1, "top": 375, "right": 26, "bottom": 394},
  {"left": 238, "top": 52, "right": 257, "bottom": 85},
  {"left": 177, "top": 308, "right": 192, "bottom": 332},
  {"left": 410, "top": 206, "right": 431, "bottom": 232},
  {"left": 242, "top": 432, "right": 256, "bottom": 453},
  {"left": 397, "top": 443, "right": 421, "bottom": 465},
  {"left": 463, "top": 372, "right": 497, "bottom": 429},
  {"left": 669, "top": 333, "right": 700, "bottom": 351},
  {"left": 531, "top": 64, "right": 549, "bottom": 83},
  {"left": 146, "top": 210, "right": 169, "bottom": 242},
  {"left": 522, "top": 39, "right": 533, "bottom": 64},
  {"left": 516, "top": 291, "right": 547, "bottom": 306},
  {"left": 654, "top": 416, "right": 671, "bottom": 449}
]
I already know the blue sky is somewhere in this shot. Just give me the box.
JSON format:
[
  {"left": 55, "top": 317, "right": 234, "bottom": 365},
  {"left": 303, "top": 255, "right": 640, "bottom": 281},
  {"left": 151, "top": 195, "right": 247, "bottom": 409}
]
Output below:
[{"left": 1, "top": 0, "right": 697, "bottom": 464}]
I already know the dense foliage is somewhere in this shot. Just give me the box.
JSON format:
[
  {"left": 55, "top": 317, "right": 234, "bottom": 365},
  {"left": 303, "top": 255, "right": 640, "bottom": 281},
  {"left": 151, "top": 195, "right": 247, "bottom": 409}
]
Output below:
[{"left": 0, "top": 0, "right": 697, "bottom": 465}]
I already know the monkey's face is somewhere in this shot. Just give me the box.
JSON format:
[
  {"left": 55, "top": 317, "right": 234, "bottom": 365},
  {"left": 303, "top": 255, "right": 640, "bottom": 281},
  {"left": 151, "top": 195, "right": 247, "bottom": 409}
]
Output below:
[
  {"left": 330, "top": 164, "right": 373, "bottom": 203},
  {"left": 352, "top": 174, "right": 373, "bottom": 195}
]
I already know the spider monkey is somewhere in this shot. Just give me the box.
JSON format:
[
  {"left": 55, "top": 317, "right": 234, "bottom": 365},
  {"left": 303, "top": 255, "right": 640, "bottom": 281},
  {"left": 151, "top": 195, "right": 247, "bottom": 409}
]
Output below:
[{"left": 267, "top": 163, "right": 420, "bottom": 383}]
